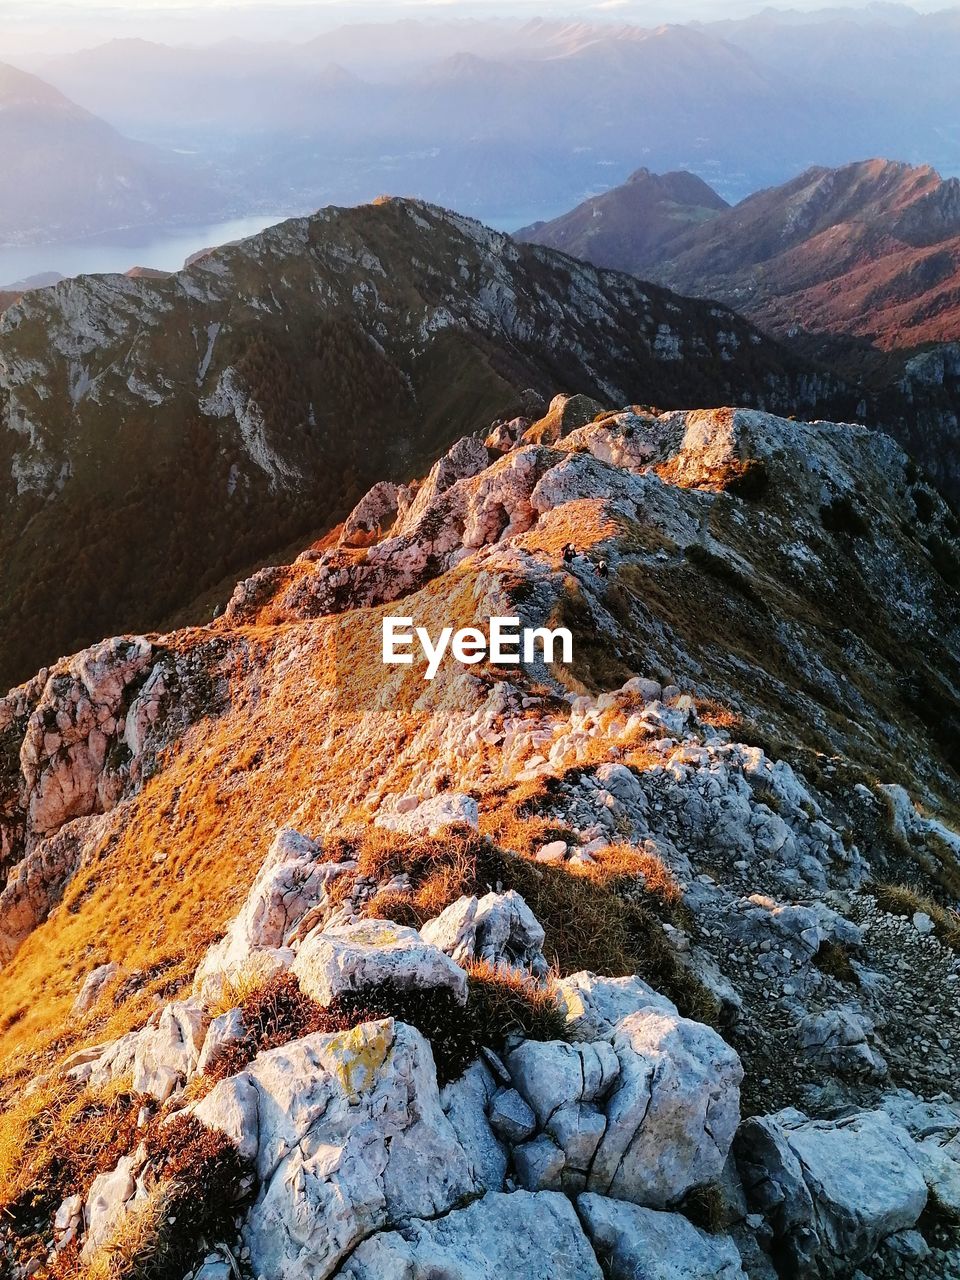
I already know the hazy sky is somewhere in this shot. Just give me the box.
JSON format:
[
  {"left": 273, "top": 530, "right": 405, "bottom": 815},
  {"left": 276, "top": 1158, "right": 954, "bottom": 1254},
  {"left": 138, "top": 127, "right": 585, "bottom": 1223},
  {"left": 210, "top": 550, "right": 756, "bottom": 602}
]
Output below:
[{"left": 2, "top": 0, "right": 956, "bottom": 58}]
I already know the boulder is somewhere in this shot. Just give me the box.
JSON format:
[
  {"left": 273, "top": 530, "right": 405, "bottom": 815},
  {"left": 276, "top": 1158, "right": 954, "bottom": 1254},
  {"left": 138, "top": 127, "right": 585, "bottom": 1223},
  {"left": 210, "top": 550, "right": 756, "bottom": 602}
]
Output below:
[
  {"left": 193, "top": 1020, "right": 477, "bottom": 1280},
  {"left": 588, "top": 1010, "right": 743, "bottom": 1208},
  {"left": 578, "top": 1194, "right": 747, "bottom": 1280},
  {"left": 554, "top": 971, "right": 677, "bottom": 1039},
  {"left": 421, "top": 890, "right": 547, "bottom": 976},
  {"left": 292, "top": 918, "right": 468, "bottom": 1006},
  {"left": 796, "top": 1008, "right": 887, "bottom": 1078},
  {"left": 337, "top": 1190, "right": 603, "bottom": 1279},
  {"left": 488, "top": 1087, "right": 537, "bottom": 1144},
  {"left": 506, "top": 1039, "right": 620, "bottom": 1128},
  {"left": 131, "top": 998, "right": 207, "bottom": 1101},
  {"left": 340, "top": 481, "right": 400, "bottom": 548},
  {"left": 194, "top": 827, "right": 351, "bottom": 999},
  {"left": 440, "top": 1059, "right": 508, "bottom": 1191},
  {"left": 197, "top": 1007, "right": 246, "bottom": 1076},
  {"left": 735, "top": 1107, "right": 928, "bottom": 1277},
  {"left": 71, "top": 961, "right": 119, "bottom": 1018}
]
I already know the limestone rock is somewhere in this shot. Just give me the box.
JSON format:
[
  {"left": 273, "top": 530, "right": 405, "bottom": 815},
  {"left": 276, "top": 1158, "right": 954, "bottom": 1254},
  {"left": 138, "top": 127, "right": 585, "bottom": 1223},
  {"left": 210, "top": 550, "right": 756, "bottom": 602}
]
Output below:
[
  {"left": 555, "top": 971, "right": 677, "bottom": 1039},
  {"left": 488, "top": 1087, "right": 537, "bottom": 1144},
  {"left": 797, "top": 1008, "right": 887, "bottom": 1079},
  {"left": 337, "top": 1190, "right": 603, "bottom": 1279},
  {"left": 506, "top": 1039, "right": 620, "bottom": 1128},
  {"left": 71, "top": 963, "right": 119, "bottom": 1018},
  {"left": 421, "top": 890, "right": 547, "bottom": 976},
  {"left": 589, "top": 1010, "right": 743, "bottom": 1208},
  {"left": 440, "top": 1059, "right": 508, "bottom": 1191},
  {"left": 131, "top": 998, "right": 207, "bottom": 1101},
  {"left": 578, "top": 1193, "right": 747, "bottom": 1279},
  {"left": 376, "top": 792, "right": 479, "bottom": 835},
  {"left": 735, "top": 1107, "right": 928, "bottom": 1277},
  {"left": 193, "top": 1020, "right": 477, "bottom": 1279},
  {"left": 194, "top": 827, "right": 351, "bottom": 999},
  {"left": 292, "top": 917, "right": 468, "bottom": 1006}
]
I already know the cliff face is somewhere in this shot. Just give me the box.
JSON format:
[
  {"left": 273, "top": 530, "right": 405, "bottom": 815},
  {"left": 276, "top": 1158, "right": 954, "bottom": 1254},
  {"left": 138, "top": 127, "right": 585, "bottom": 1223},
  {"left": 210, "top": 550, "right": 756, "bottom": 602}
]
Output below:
[
  {"left": 0, "top": 195, "right": 879, "bottom": 694},
  {"left": 1, "top": 395, "right": 959, "bottom": 1280}
]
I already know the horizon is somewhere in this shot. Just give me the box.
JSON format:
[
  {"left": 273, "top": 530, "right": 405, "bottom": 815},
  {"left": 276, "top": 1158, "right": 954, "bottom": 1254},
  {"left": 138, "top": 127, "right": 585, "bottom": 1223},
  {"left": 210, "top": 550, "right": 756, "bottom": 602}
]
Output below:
[{"left": 3, "top": 0, "right": 960, "bottom": 58}]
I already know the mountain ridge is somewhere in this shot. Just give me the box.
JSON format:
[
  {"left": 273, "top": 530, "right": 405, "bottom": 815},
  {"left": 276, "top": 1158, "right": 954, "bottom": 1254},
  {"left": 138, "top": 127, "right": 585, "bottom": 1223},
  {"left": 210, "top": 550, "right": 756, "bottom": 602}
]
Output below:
[
  {"left": 0, "top": 195, "right": 872, "bottom": 694},
  {"left": 1, "top": 392, "right": 959, "bottom": 1279}
]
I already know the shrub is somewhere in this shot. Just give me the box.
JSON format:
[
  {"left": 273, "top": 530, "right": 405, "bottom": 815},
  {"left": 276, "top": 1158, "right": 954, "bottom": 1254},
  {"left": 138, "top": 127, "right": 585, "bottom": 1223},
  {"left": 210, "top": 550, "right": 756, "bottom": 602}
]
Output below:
[
  {"left": 208, "top": 967, "right": 568, "bottom": 1088},
  {"left": 77, "top": 1115, "right": 252, "bottom": 1280},
  {"left": 874, "top": 882, "right": 960, "bottom": 953}
]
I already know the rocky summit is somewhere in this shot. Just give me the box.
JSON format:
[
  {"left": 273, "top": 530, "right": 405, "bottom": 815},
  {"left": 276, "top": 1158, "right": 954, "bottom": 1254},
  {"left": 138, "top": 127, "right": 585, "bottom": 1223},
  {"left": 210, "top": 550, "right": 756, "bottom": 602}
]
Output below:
[{"left": 1, "top": 392, "right": 959, "bottom": 1280}]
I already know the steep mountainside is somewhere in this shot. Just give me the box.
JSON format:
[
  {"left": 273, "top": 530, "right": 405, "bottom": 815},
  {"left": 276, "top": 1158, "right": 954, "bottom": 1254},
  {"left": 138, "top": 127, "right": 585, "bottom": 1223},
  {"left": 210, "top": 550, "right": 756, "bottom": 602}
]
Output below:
[
  {"left": 516, "top": 168, "right": 729, "bottom": 275},
  {"left": 0, "top": 63, "right": 223, "bottom": 247},
  {"left": 1, "top": 396, "right": 959, "bottom": 1280},
  {"left": 651, "top": 159, "right": 960, "bottom": 351},
  {"left": 0, "top": 197, "right": 870, "bottom": 694}
]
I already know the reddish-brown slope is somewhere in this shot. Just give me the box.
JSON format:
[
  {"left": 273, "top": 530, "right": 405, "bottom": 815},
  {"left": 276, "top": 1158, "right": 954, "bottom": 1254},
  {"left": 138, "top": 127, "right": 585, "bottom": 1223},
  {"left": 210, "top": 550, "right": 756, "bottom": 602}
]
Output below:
[{"left": 655, "top": 159, "right": 960, "bottom": 349}]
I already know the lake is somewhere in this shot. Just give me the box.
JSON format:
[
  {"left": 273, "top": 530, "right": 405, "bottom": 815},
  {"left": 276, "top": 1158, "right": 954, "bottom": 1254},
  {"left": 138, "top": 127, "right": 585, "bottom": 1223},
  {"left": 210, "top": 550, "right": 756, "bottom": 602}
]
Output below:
[
  {"left": 0, "top": 213, "right": 300, "bottom": 288},
  {"left": 0, "top": 207, "right": 559, "bottom": 290}
]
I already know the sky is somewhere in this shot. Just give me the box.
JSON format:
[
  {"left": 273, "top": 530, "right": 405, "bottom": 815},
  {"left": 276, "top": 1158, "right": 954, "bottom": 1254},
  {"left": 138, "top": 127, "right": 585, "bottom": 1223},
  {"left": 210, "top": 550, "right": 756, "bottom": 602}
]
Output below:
[{"left": 1, "top": 0, "right": 956, "bottom": 57}]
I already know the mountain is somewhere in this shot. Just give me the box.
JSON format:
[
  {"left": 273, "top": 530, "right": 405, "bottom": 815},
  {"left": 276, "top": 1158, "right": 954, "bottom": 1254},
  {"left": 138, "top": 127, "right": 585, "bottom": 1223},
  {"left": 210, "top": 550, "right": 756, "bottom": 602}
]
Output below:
[
  {"left": 516, "top": 168, "right": 729, "bottom": 275},
  {"left": 1, "top": 395, "right": 959, "bottom": 1280},
  {"left": 0, "top": 62, "right": 224, "bottom": 247},
  {"left": 648, "top": 159, "right": 960, "bottom": 352},
  {"left": 1, "top": 195, "right": 879, "bottom": 696},
  {"left": 34, "top": 23, "right": 850, "bottom": 220}
]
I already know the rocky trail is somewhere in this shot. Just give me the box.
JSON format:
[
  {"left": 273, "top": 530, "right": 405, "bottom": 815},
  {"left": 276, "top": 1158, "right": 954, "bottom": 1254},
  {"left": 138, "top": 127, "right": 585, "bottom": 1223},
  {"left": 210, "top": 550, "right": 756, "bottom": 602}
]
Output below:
[{"left": 1, "top": 395, "right": 959, "bottom": 1280}]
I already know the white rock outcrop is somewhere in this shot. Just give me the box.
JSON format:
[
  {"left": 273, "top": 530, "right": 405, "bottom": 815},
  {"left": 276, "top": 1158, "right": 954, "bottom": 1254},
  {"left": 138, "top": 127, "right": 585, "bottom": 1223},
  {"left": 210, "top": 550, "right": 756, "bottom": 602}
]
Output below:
[
  {"left": 193, "top": 1019, "right": 477, "bottom": 1280},
  {"left": 292, "top": 917, "right": 469, "bottom": 1006},
  {"left": 337, "top": 1190, "right": 603, "bottom": 1280},
  {"left": 421, "top": 889, "right": 548, "bottom": 976},
  {"left": 735, "top": 1107, "right": 928, "bottom": 1277},
  {"left": 578, "top": 1193, "right": 747, "bottom": 1280}
]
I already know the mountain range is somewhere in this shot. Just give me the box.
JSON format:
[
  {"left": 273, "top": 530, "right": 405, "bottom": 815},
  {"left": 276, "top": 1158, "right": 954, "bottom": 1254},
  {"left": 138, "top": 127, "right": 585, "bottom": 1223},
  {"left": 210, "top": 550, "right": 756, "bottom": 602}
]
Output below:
[
  {"left": 519, "top": 159, "right": 960, "bottom": 395},
  {"left": 12, "top": 5, "right": 960, "bottom": 236},
  {"left": 0, "top": 196, "right": 872, "bottom": 694},
  {"left": 0, "top": 62, "right": 224, "bottom": 248}
]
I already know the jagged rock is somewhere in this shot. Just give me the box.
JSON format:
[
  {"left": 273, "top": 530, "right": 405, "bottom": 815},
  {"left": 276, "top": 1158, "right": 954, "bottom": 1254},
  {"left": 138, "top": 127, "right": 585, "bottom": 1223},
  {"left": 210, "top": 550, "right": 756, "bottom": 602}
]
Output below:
[
  {"left": 589, "top": 1010, "right": 743, "bottom": 1207},
  {"left": 578, "top": 1194, "right": 747, "bottom": 1279},
  {"left": 53, "top": 1193, "right": 83, "bottom": 1252},
  {"left": 797, "top": 1009, "right": 887, "bottom": 1079},
  {"left": 554, "top": 971, "right": 678, "bottom": 1040},
  {"left": 71, "top": 962, "right": 120, "bottom": 1018},
  {"left": 197, "top": 1007, "right": 246, "bottom": 1076},
  {"left": 421, "top": 890, "right": 548, "bottom": 976},
  {"left": 376, "top": 791, "right": 479, "bottom": 835},
  {"left": 20, "top": 637, "right": 154, "bottom": 836},
  {"left": 194, "top": 827, "right": 351, "bottom": 1000},
  {"left": 131, "top": 998, "right": 207, "bottom": 1101},
  {"left": 193, "top": 1020, "right": 477, "bottom": 1279},
  {"left": 440, "top": 1059, "right": 508, "bottom": 1191},
  {"left": 82, "top": 1151, "right": 144, "bottom": 1258},
  {"left": 735, "top": 1107, "right": 928, "bottom": 1277},
  {"left": 340, "top": 481, "right": 401, "bottom": 548},
  {"left": 506, "top": 1039, "right": 620, "bottom": 1128},
  {"left": 523, "top": 393, "right": 605, "bottom": 445},
  {"left": 0, "top": 812, "right": 113, "bottom": 966},
  {"left": 337, "top": 1190, "right": 603, "bottom": 1279},
  {"left": 292, "top": 918, "right": 468, "bottom": 1006},
  {"left": 488, "top": 1087, "right": 537, "bottom": 1144}
]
